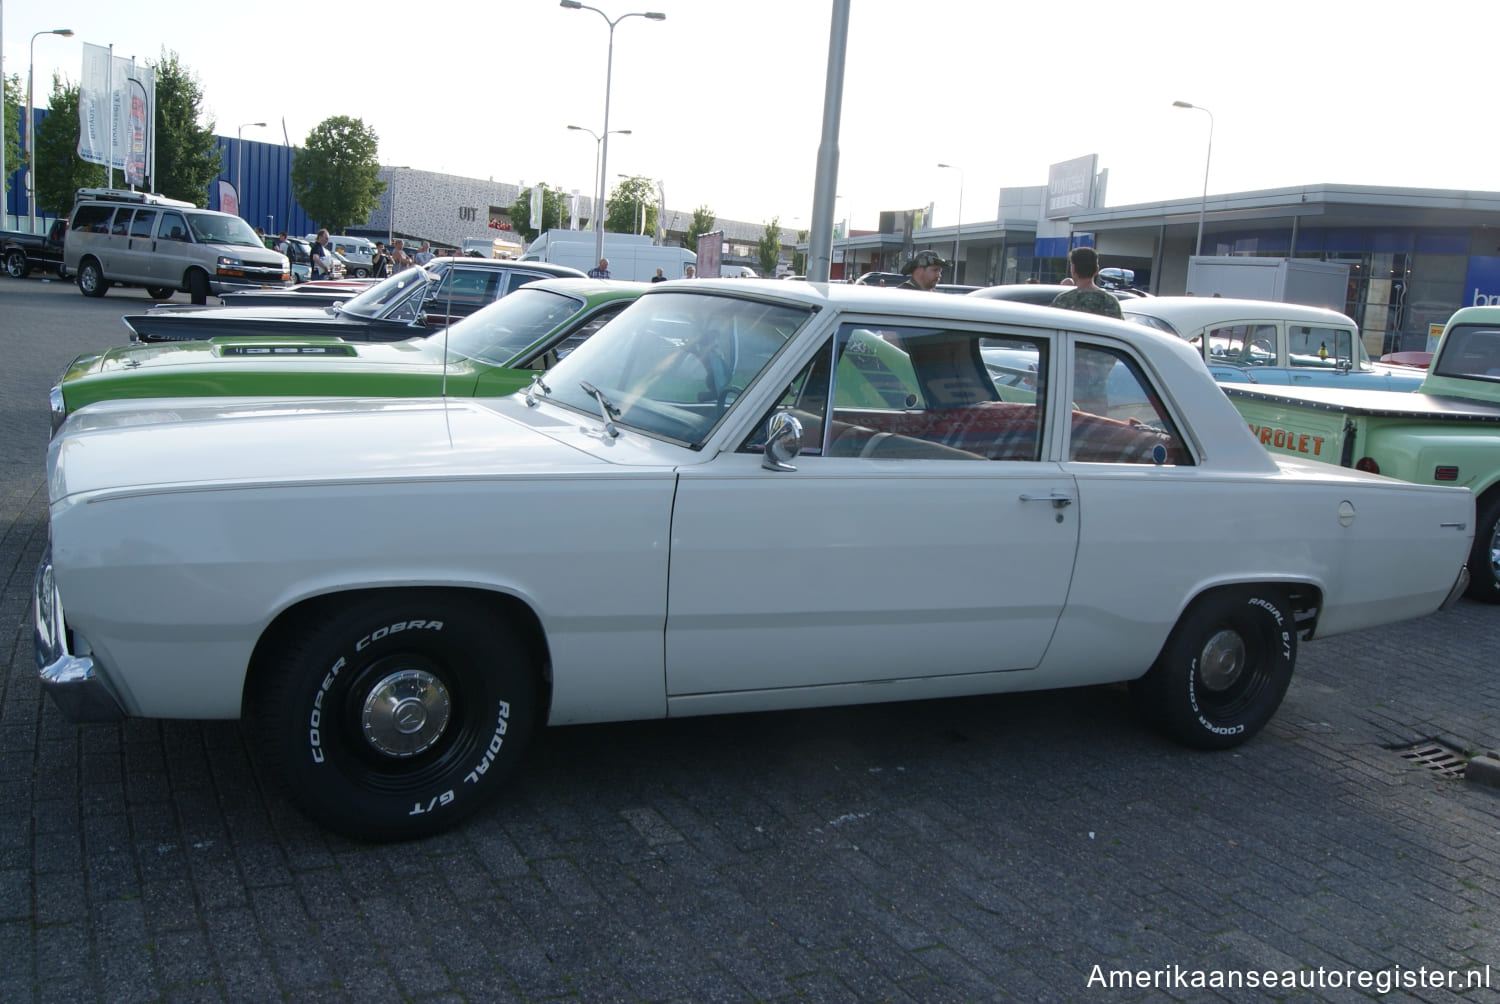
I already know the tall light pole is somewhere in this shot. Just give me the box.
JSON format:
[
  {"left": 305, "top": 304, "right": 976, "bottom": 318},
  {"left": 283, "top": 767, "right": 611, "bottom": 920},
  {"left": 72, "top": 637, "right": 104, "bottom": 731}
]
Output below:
[
  {"left": 28, "top": 27, "right": 74, "bottom": 234},
  {"left": 559, "top": 1, "right": 665, "bottom": 263},
  {"left": 567, "top": 124, "right": 630, "bottom": 231},
  {"left": 1172, "top": 100, "right": 1214, "bottom": 257},
  {"left": 386, "top": 166, "right": 410, "bottom": 246},
  {"left": 235, "top": 121, "right": 266, "bottom": 218},
  {"left": 937, "top": 162, "right": 963, "bottom": 284}
]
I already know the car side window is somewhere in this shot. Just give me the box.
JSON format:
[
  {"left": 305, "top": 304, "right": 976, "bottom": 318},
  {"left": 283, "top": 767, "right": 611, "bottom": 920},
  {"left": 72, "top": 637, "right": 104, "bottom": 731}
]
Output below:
[
  {"left": 1068, "top": 344, "right": 1192, "bottom": 465},
  {"left": 110, "top": 210, "right": 131, "bottom": 236},
  {"left": 742, "top": 324, "right": 1048, "bottom": 462},
  {"left": 71, "top": 204, "right": 113, "bottom": 234},
  {"left": 544, "top": 303, "right": 629, "bottom": 366},
  {"left": 506, "top": 270, "right": 551, "bottom": 295},
  {"left": 1288, "top": 324, "right": 1356, "bottom": 368},
  {"left": 157, "top": 212, "right": 190, "bottom": 242},
  {"left": 1202, "top": 324, "right": 1276, "bottom": 367},
  {"left": 129, "top": 209, "right": 157, "bottom": 240}
]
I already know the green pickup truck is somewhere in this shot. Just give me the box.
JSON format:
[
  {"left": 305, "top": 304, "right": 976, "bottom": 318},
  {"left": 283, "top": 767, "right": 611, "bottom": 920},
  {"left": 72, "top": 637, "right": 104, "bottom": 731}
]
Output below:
[{"left": 1225, "top": 305, "right": 1500, "bottom": 601}]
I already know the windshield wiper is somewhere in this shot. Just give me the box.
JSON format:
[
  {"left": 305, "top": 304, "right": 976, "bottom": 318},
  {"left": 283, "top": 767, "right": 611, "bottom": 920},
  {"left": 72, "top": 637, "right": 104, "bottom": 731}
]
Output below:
[
  {"left": 579, "top": 380, "right": 620, "bottom": 438},
  {"left": 524, "top": 373, "right": 551, "bottom": 407}
]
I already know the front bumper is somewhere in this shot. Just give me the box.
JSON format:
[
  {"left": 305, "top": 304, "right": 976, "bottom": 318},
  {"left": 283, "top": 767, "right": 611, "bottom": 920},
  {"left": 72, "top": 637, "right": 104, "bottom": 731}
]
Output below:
[{"left": 34, "top": 546, "right": 125, "bottom": 723}]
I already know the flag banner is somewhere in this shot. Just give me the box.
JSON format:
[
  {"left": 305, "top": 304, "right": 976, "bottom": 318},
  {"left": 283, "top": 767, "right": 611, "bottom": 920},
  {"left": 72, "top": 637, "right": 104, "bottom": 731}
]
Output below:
[
  {"left": 78, "top": 42, "right": 156, "bottom": 173},
  {"left": 125, "top": 79, "right": 148, "bottom": 187},
  {"left": 531, "top": 186, "right": 544, "bottom": 229},
  {"left": 569, "top": 190, "right": 579, "bottom": 230},
  {"left": 218, "top": 180, "right": 238, "bottom": 217}
]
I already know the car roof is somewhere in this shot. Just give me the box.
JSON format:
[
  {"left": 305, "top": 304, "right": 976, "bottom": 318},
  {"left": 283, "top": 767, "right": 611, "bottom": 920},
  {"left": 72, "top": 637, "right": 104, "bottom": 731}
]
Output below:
[
  {"left": 1120, "top": 296, "right": 1355, "bottom": 331},
  {"left": 426, "top": 256, "right": 588, "bottom": 278}
]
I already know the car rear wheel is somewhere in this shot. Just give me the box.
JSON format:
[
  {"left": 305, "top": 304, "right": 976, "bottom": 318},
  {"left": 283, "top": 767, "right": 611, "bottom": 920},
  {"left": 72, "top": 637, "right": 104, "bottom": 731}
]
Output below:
[
  {"left": 4, "top": 249, "right": 29, "bottom": 278},
  {"left": 1466, "top": 493, "right": 1500, "bottom": 603},
  {"left": 77, "top": 259, "right": 108, "bottom": 297},
  {"left": 247, "top": 591, "right": 537, "bottom": 841},
  {"left": 1130, "top": 586, "right": 1296, "bottom": 750},
  {"left": 145, "top": 286, "right": 175, "bottom": 300},
  {"left": 353, "top": 267, "right": 369, "bottom": 278},
  {"left": 187, "top": 270, "right": 210, "bottom": 305}
]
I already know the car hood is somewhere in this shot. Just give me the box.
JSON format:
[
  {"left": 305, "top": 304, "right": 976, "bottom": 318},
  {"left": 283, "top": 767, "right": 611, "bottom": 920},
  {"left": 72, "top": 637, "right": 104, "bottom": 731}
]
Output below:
[
  {"left": 76, "top": 336, "right": 443, "bottom": 375},
  {"left": 131, "top": 303, "right": 344, "bottom": 323},
  {"left": 47, "top": 396, "right": 636, "bottom": 504}
]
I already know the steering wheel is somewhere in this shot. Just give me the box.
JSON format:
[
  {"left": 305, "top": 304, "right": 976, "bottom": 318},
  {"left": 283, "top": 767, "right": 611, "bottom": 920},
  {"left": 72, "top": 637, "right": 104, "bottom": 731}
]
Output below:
[{"left": 691, "top": 322, "right": 740, "bottom": 416}]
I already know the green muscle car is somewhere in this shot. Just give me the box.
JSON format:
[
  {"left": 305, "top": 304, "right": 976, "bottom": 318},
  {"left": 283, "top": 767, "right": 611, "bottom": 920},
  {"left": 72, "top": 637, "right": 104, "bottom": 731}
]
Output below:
[{"left": 51, "top": 279, "right": 646, "bottom": 432}]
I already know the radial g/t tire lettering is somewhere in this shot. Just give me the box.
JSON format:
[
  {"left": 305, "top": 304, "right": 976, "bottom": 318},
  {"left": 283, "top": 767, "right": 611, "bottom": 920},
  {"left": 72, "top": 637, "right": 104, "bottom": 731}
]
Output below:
[
  {"left": 1129, "top": 586, "right": 1296, "bottom": 750},
  {"left": 248, "top": 591, "right": 537, "bottom": 841}
]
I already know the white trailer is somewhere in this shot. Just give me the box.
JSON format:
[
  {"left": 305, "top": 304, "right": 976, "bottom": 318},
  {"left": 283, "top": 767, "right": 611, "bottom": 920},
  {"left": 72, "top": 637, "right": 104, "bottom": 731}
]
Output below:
[
  {"left": 519, "top": 230, "right": 696, "bottom": 281},
  {"left": 1186, "top": 256, "right": 1349, "bottom": 311}
]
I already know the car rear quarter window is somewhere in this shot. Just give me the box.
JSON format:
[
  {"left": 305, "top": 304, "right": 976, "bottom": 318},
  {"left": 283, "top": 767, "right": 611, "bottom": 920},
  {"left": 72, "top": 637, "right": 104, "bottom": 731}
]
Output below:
[{"left": 1068, "top": 344, "right": 1192, "bottom": 466}]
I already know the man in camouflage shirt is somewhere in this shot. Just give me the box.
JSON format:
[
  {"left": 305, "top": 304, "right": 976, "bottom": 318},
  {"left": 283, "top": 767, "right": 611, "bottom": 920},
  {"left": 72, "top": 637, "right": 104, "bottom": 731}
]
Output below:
[
  {"left": 898, "top": 249, "right": 948, "bottom": 291},
  {"left": 1051, "top": 247, "right": 1122, "bottom": 318}
]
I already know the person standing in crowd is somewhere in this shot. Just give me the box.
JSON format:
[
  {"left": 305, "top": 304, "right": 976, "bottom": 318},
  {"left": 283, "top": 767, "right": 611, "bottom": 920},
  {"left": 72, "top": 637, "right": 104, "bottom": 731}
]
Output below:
[
  {"left": 390, "top": 239, "right": 412, "bottom": 270},
  {"left": 370, "top": 242, "right": 391, "bottom": 278},
  {"left": 651, "top": 268, "right": 666, "bottom": 283},
  {"left": 1050, "top": 247, "right": 1122, "bottom": 318},
  {"left": 898, "top": 249, "right": 947, "bottom": 291},
  {"left": 588, "top": 258, "right": 611, "bottom": 279},
  {"left": 413, "top": 240, "right": 435, "bottom": 266},
  {"left": 683, "top": 264, "right": 696, "bottom": 278},
  {"left": 274, "top": 231, "right": 289, "bottom": 254},
  {"left": 310, "top": 230, "right": 335, "bottom": 279}
]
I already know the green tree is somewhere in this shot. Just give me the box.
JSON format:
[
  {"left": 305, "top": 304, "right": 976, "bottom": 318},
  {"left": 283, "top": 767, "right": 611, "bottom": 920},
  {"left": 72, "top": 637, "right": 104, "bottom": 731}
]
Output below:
[
  {"left": 509, "top": 184, "right": 571, "bottom": 242},
  {"left": 290, "top": 116, "right": 384, "bottom": 235},
  {"left": 792, "top": 229, "right": 809, "bottom": 275},
  {"left": 3, "top": 72, "right": 21, "bottom": 207},
  {"left": 149, "top": 50, "right": 220, "bottom": 205},
  {"left": 33, "top": 76, "right": 101, "bottom": 216},
  {"left": 758, "top": 216, "right": 782, "bottom": 277},
  {"left": 606, "top": 175, "right": 657, "bottom": 236},
  {"left": 685, "top": 204, "right": 716, "bottom": 253}
]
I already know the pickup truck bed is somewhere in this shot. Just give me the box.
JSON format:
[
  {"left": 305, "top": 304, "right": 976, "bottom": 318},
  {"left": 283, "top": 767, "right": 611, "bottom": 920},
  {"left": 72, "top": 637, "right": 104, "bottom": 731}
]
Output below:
[{"left": 2, "top": 220, "right": 69, "bottom": 278}]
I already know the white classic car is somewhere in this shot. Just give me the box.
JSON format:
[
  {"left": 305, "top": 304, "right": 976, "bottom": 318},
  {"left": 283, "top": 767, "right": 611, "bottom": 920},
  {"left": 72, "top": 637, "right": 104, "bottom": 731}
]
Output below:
[{"left": 36, "top": 282, "right": 1473, "bottom": 840}]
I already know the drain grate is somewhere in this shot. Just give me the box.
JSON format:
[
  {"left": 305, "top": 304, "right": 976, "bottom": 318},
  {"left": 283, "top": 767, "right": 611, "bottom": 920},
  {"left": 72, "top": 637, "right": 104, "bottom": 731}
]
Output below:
[{"left": 1395, "top": 741, "right": 1468, "bottom": 778}]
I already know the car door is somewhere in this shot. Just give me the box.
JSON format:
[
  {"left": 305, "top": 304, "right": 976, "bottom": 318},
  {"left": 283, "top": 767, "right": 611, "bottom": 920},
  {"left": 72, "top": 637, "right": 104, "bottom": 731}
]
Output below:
[
  {"left": 665, "top": 320, "right": 1080, "bottom": 697},
  {"left": 153, "top": 210, "right": 195, "bottom": 290},
  {"left": 125, "top": 209, "right": 161, "bottom": 285}
]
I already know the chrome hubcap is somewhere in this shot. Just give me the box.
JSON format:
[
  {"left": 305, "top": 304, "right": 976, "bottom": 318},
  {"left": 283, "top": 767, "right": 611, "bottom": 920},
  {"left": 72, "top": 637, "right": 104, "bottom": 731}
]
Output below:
[
  {"left": 360, "top": 669, "right": 451, "bottom": 757},
  {"left": 1198, "top": 629, "right": 1247, "bottom": 692}
]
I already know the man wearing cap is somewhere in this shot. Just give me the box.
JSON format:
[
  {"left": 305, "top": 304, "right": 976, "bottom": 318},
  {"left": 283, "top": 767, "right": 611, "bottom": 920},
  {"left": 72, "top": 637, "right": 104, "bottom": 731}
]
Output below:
[{"left": 899, "top": 250, "right": 947, "bottom": 291}]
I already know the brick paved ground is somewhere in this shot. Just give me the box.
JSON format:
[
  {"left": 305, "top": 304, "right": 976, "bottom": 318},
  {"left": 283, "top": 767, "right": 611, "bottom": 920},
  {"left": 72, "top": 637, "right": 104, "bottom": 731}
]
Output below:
[{"left": 2, "top": 278, "right": 1498, "bottom": 1002}]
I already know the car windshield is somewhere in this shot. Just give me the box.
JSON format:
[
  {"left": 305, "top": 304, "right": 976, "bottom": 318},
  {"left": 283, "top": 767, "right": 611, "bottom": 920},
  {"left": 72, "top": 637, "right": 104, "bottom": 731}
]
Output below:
[
  {"left": 335, "top": 266, "right": 436, "bottom": 319},
  {"left": 184, "top": 211, "right": 265, "bottom": 249},
  {"left": 542, "top": 291, "right": 815, "bottom": 447},
  {"left": 436, "top": 287, "right": 588, "bottom": 365}
]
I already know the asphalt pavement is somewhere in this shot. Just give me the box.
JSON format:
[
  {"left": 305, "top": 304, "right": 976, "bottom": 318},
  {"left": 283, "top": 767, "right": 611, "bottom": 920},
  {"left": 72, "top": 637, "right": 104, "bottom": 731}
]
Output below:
[{"left": 2, "top": 276, "right": 1498, "bottom": 1002}]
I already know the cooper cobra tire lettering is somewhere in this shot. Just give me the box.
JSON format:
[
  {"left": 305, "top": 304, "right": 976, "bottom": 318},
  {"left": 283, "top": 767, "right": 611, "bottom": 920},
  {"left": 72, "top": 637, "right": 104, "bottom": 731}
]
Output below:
[{"left": 249, "top": 593, "right": 535, "bottom": 842}]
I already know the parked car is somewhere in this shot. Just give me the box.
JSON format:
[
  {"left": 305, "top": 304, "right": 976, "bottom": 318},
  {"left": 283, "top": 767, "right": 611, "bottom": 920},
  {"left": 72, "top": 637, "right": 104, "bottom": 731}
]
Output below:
[
  {"left": 36, "top": 282, "right": 1472, "bottom": 841},
  {"left": 968, "top": 283, "right": 1147, "bottom": 307},
  {"left": 222, "top": 275, "right": 376, "bottom": 307},
  {"left": 1120, "top": 297, "right": 1425, "bottom": 390},
  {"left": 3, "top": 218, "right": 69, "bottom": 278},
  {"left": 64, "top": 188, "right": 291, "bottom": 304},
  {"left": 122, "top": 259, "right": 588, "bottom": 343},
  {"left": 50, "top": 279, "right": 646, "bottom": 430},
  {"left": 1224, "top": 304, "right": 1500, "bottom": 599}
]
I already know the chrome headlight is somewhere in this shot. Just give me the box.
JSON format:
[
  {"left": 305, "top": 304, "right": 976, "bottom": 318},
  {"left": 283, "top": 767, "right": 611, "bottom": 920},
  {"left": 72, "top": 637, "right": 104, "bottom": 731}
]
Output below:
[{"left": 48, "top": 384, "right": 68, "bottom": 435}]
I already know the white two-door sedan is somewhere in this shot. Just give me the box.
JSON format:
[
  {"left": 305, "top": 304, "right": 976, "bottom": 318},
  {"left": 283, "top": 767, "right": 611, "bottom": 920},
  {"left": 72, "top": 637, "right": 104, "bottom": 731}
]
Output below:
[{"left": 36, "top": 281, "right": 1473, "bottom": 840}]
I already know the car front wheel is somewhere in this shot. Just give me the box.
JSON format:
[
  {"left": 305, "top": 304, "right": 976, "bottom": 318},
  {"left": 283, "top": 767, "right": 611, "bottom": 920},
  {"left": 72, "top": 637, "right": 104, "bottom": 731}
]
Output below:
[
  {"left": 1130, "top": 586, "right": 1296, "bottom": 750},
  {"left": 77, "top": 260, "right": 108, "bottom": 297},
  {"left": 145, "top": 286, "right": 175, "bottom": 300},
  {"left": 248, "top": 591, "right": 537, "bottom": 841},
  {"left": 4, "top": 249, "right": 29, "bottom": 278}
]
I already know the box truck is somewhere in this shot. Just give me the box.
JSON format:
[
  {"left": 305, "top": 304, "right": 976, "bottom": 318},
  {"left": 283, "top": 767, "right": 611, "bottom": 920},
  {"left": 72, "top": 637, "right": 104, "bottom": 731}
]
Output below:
[
  {"left": 1186, "top": 256, "right": 1349, "bottom": 311},
  {"left": 519, "top": 230, "right": 696, "bottom": 281}
]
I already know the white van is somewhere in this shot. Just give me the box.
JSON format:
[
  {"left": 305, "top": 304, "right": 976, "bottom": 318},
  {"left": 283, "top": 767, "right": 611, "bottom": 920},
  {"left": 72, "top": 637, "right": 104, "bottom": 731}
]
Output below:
[
  {"left": 518, "top": 230, "right": 696, "bottom": 282},
  {"left": 306, "top": 234, "right": 376, "bottom": 276},
  {"left": 65, "top": 188, "right": 291, "bottom": 303}
]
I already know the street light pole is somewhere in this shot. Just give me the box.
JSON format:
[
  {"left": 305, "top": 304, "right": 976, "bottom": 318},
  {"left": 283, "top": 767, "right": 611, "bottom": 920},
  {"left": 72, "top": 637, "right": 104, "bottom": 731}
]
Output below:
[
  {"left": 937, "top": 162, "right": 963, "bottom": 284},
  {"left": 567, "top": 124, "right": 630, "bottom": 232},
  {"left": 235, "top": 121, "right": 266, "bottom": 218},
  {"left": 28, "top": 27, "right": 74, "bottom": 234},
  {"left": 1172, "top": 100, "right": 1214, "bottom": 257},
  {"left": 559, "top": 1, "right": 665, "bottom": 264}
]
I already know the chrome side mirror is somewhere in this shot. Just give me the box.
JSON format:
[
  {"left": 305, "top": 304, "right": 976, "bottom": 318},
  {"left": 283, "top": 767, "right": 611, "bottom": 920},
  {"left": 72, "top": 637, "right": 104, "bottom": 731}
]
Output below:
[{"left": 762, "top": 411, "right": 803, "bottom": 471}]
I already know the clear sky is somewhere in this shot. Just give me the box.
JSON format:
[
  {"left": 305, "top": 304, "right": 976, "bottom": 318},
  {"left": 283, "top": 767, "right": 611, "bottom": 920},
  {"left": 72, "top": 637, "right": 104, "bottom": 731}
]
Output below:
[{"left": 4, "top": 0, "right": 1494, "bottom": 233}]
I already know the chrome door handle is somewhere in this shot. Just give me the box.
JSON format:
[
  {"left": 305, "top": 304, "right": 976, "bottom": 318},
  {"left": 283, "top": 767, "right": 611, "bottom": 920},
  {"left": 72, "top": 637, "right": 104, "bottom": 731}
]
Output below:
[{"left": 1020, "top": 493, "right": 1073, "bottom": 508}]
